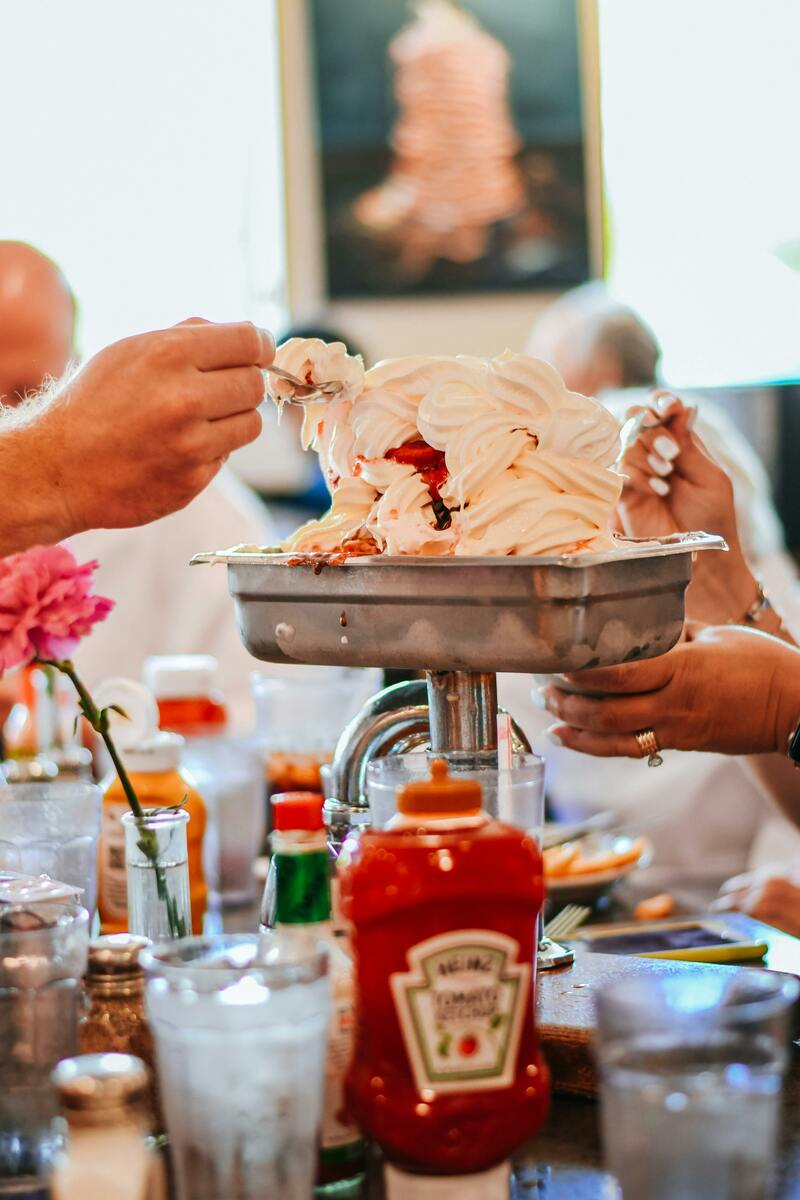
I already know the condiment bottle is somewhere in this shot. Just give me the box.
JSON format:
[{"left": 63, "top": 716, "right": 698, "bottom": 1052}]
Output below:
[
  {"left": 80, "top": 934, "right": 160, "bottom": 1129},
  {"left": 51, "top": 1054, "right": 165, "bottom": 1200},
  {"left": 340, "top": 759, "right": 550, "bottom": 1179},
  {"left": 143, "top": 654, "right": 227, "bottom": 739},
  {"left": 95, "top": 679, "right": 208, "bottom": 935},
  {"left": 271, "top": 791, "right": 366, "bottom": 1193}
]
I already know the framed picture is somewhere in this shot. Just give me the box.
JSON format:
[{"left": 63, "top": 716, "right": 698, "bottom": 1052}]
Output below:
[{"left": 306, "top": 0, "right": 598, "bottom": 300}]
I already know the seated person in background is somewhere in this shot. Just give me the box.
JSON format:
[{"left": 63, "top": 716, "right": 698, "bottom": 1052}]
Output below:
[
  {"left": 0, "top": 241, "right": 274, "bottom": 731},
  {"left": 499, "top": 283, "right": 800, "bottom": 911},
  {"left": 228, "top": 322, "right": 368, "bottom": 537}
]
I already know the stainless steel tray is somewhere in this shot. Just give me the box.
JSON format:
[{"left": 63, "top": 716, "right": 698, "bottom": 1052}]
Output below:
[{"left": 192, "top": 533, "right": 726, "bottom": 674}]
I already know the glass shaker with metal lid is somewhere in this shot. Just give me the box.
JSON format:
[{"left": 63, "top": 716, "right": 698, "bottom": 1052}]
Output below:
[
  {"left": 80, "top": 935, "right": 158, "bottom": 1129},
  {"left": 51, "top": 1054, "right": 164, "bottom": 1200}
]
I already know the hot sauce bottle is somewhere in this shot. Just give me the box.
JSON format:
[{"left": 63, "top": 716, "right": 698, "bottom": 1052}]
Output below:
[{"left": 340, "top": 759, "right": 549, "bottom": 1179}]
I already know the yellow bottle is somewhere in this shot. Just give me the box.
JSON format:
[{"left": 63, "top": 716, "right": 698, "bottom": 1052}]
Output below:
[{"left": 94, "top": 679, "right": 208, "bottom": 935}]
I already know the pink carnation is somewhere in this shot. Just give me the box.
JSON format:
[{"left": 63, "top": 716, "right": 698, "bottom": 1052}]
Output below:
[{"left": 0, "top": 545, "right": 114, "bottom": 674}]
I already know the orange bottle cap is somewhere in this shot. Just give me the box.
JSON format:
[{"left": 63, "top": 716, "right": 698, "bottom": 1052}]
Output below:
[
  {"left": 397, "top": 759, "right": 483, "bottom": 816},
  {"left": 271, "top": 791, "right": 325, "bottom": 831}
]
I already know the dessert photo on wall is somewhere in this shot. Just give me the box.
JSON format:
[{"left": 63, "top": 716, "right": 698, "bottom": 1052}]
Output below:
[{"left": 311, "top": 0, "right": 592, "bottom": 295}]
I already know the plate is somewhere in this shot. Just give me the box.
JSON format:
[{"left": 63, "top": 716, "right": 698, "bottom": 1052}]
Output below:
[{"left": 545, "top": 833, "right": 653, "bottom": 904}]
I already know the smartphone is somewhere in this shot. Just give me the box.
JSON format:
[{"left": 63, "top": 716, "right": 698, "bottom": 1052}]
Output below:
[{"left": 571, "top": 919, "right": 768, "bottom": 963}]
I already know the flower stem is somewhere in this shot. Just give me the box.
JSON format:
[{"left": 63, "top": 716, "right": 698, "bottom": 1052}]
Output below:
[{"left": 37, "top": 657, "right": 187, "bottom": 939}]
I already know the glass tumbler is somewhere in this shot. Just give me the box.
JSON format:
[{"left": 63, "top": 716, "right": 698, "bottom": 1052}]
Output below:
[
  {"left": 595, "top": 971, "right": 799, "bottom": 1200},
  {"left": 0, "top": 902, "right": 89, "bottom": 1191},
  {"left": 122, "top": 810, "right": 192, "bottom": 942},
  {"left": 181, "top": 738, "right": 265, "bottom": 907},
  {"left": 0, "top": 783, "right": 102, "bottom": 915},
  {"left": 142, "top": 932, "right": 330, "bottom": 1200},
  {"left": 366, "top": 752, "right": 545, "bottom": 834}
]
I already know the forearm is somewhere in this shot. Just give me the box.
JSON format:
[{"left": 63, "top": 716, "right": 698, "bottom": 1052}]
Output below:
[
  {"left": 0, "top": 427, "right": 72, "bottom": 554},
  {"left": 742, "top": 754, "right": 800, "bottom": 829}
]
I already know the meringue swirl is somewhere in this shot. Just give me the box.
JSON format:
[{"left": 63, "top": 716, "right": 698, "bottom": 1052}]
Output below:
[{"left": 269, "top": 340, "right": 623, "bottom": 558}]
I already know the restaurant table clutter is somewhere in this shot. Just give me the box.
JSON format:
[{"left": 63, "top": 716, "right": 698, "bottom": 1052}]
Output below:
[{"left": 1, "top": 341, "right": 799, "bottom": 1200}]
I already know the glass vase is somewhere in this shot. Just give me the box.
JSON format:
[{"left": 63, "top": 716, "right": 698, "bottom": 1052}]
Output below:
[{"left": 122, "top": 810, "right": 192, "bottom": 941}]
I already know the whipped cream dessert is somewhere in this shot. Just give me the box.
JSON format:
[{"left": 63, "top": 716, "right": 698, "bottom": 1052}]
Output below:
[
  {"left": 354, "top": 0, "right": 524, "bottom": 265},
  {"left": 267, "top": 338, "right": 622, "bottom": 559}
]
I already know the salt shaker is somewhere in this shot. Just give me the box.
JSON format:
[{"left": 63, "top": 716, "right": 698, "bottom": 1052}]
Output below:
[{"left": 51, "top": 1054, "right": 165, "bottom": 1200}]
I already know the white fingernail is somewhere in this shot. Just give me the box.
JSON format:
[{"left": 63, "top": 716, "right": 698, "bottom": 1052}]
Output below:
[
  {"left": 545, "top": 725, "right": 563, "bottom": 746},
  {"left": 531, "top": 687, "right": 547, "bottom": 710},
  {"left": 647, "top": 452, "right": 673, "bottom": 477},
  {"left": 649, "top": 476, "right": 670, "bottom": 497},
  {"left": 654, "top": 435, "right": 679, "bottom": 461}
]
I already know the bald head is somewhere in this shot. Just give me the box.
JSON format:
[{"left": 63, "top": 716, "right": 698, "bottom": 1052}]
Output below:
[
  {"left": 0, "top": 242, "right": 75, "bottom": 406},
  {"left": 526, "top": 282, "right": 661, "bottom": 397}
]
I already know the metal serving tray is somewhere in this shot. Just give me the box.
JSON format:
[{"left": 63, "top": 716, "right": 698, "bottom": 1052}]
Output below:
[{"left": 191, "top": 533, "right": 725, "bottom": 674}]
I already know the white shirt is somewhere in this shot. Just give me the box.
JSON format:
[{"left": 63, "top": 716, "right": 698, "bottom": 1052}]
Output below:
[{"left": 69, "top": 470, "right": 275, "bottom": 733}]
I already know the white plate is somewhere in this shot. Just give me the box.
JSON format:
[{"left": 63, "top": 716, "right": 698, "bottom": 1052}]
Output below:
[{"left": 545, "top": 834, "right": 653, "bottom": 904}]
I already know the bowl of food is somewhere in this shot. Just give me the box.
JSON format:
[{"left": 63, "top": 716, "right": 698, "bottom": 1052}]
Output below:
[{"left": 543, "top": 833, "right": 653, "bottom": 905}]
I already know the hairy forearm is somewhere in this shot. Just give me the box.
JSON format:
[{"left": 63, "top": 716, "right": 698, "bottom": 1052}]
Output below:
[{"left": 0, "top": 425, "right": 72, "bottom": 554}]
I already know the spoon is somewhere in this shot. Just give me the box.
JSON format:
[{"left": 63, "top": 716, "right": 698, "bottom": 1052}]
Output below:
[{"left": 262, "top": 364, "right": 344, "bottom": 405}]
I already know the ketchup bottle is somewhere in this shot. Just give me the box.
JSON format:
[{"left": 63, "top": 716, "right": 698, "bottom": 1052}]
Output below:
[{"left": 340, "top": 759, "right": 549, "bottom": 1179}]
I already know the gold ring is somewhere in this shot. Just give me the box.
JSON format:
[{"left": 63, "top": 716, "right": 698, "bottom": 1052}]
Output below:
[{"left": 635, "top": 728, "right": 663, "bottom": 767}]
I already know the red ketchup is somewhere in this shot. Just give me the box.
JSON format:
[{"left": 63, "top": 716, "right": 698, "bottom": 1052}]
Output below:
[{"left": 340, "top": 760, "right": 549, "bottom": 1176}]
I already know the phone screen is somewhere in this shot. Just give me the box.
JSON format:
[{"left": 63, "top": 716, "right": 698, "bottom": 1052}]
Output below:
[{"left": 582, "top": 925, "right": 738, "bottom": 956}]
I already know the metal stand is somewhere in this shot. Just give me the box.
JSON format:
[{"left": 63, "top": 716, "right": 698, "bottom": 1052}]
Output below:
[{"left": 325, "top": 669, "right": 574, "bottom": 971}]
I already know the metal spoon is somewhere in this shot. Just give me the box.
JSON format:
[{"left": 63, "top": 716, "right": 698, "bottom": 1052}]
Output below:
[{"left": 262, "top": 364, "right": 344, "bottom": 405}]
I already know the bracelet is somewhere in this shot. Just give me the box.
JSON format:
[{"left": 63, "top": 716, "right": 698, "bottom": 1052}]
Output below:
[
  {"left": 787, "top": 718, "right": 800, "bottom": 768},
  {"left": 742, "top": 581, "right": 771, "bottom": 625}
]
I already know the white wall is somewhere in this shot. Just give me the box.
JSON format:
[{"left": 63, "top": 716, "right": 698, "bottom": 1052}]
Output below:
[{"left": 0, "top": 0, "right": 287, "bottom": 358}]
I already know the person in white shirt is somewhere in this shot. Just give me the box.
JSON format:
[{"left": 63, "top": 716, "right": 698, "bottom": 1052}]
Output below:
[{"left": 499, "top": 284, "right": 800, "bottom": 911}]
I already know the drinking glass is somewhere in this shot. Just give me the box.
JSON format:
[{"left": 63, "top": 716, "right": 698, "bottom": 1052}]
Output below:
[
  {"left": 366, "top": 752, "right": 545, "bottom": 834},
  {"left": 181, "top": 738, "right": 265, "bottom": 906},
  {"left": 252, "top": 668, "right": 382, "bottom": 830},
  {"left": 122, "top": 810, "right": 192, "bottom": 941},
  {"left": 0, "top": 903, "right": 89, "bottom": 1192},
  {"left": 0, "top": 783, "right": 102, "bottom": 916},
  {"left": 142, "top": 932, "right": 330, "bottom": 1200},
  {"left": 595, "top": 971, "right": 799, "bottom": 1200}
]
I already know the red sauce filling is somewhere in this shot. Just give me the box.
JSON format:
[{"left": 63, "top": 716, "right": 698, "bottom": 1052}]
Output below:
[{"left": 386, "top": 440, "right": 449, "bottom": 500}]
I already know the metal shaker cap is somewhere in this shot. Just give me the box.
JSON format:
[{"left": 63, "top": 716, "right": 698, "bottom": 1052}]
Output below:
[
  {"left": 87, "top": 933, "right": 148, "bottom": 981},
  {"left": 53, "top": 1053, "right": 149, "bottom": 1114}
]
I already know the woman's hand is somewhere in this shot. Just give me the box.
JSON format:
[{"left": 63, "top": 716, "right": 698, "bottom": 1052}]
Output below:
[
  {"left": 617, "top": 393, "right": 760, "bottom": 626},
  {"left": 542, "top": 625, "right": 800, "bottom": 759},
  {"left": 711, "top": 866, "right": 800, "bottom": 938}
]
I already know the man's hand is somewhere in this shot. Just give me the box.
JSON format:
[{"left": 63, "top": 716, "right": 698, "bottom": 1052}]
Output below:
[{"left": 1, "top": 319, "right": 274, "bottom": 552}]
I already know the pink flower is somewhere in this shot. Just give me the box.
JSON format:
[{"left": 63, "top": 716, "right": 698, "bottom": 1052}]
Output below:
[{"left": 0, "top": 545, "right": 114, "bottom": 673}]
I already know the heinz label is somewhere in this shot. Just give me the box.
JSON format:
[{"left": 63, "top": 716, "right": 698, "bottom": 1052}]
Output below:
[{"left": 390, "top": 930, "right": 530, "bottom": 1093}]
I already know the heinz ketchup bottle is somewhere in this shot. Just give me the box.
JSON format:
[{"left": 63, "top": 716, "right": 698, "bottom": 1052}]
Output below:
[{"left": 340, "top": 759, "right": 549, "bottom": 1184}]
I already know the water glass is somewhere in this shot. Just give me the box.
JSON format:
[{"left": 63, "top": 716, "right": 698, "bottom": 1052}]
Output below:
[
  {"left": 142, "top": 932, "right": 330, "bottom": 1200},
  {"left": 595, "top": 971, "right": 799, "bottom": 1200},
  {"left": 366, "top": 752, "right": 545, "bottom": 833},
  {"left": 122, "top": 810, "right": 192, "bottom": 941},
  {"left": 0, "top": 783, "right": 101, "bottom": 915},
  {"left": 182, "top": 739, "right": 265, "bottom": 906},
  {"left": 0, "top": 903, "right": 89, "bottom": 1191}
]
